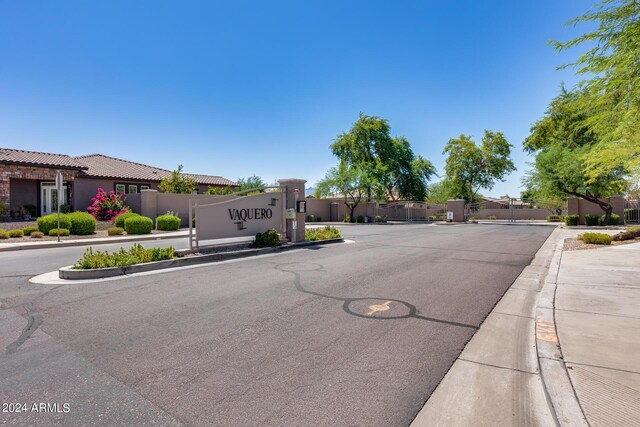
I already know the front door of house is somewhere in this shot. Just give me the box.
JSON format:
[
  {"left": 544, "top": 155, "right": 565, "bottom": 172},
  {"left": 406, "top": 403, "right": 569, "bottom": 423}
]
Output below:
[{"left": 40, "top": 182, "right": 67, "bottom": 216}]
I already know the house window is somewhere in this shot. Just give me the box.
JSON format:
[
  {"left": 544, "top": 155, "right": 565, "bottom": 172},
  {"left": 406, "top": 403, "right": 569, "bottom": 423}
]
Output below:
[{"left": 114, "top": 183, "right": 152, "bottom": 194}]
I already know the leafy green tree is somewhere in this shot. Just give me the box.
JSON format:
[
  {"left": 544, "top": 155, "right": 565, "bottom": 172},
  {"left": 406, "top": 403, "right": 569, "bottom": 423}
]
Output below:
[
  {"left": 315, "top": 165, "right": 372, "bottom": 222},
  {"left": 552, "top": 0, "right": 640, "bottom": 179},
  {"left": 330, "top": 113, "right": 436, "bottom": 201},
  {"left": 523, "top": 88, "right": 628, "bottom": 223},
  {"left": 159, "top": 165, "right": 197, "bottom": 194},
  {"left": 207, "top": 175, "right": 266, "bottom": 195},
  {"left": 206, "top": 186, "right": 234, "bottom": 195},
  {"left": 426, "top": 181, "right": 454, "bottom": 204},
  {"left": 442, "top": 131, "right": 515, "bottom": 203},
  {"left": 237, "top": 175, "right": 267, "bottom": 194}
]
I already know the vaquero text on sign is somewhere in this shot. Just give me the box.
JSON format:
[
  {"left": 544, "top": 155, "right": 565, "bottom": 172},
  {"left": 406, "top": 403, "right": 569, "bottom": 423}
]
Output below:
[{"left": 228, "top": 208, "right": 273, "bottom": 222}]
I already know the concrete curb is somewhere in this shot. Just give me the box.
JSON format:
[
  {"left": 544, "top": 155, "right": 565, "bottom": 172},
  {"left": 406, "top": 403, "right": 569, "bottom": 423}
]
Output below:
[
  {"left": 59, "top": 238, "right": 344, "bottom": 280},
  {"left": 535, "top": 231, "right": 589, "bottom": 426},
  {"left": 0, "top": 231, "right": 189, "bottom": 252}
]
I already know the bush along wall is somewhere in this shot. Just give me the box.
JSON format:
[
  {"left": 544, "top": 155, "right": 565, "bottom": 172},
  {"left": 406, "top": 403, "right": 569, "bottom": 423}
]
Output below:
[
  {"left": 250, "top": 229, "right": 281, "bottom": 248},
  {"left": 564, "top": 215, "right": 579, "bottom": 226},
  {"left": 601, "top": 213, "right": 620, "bottom": 226},
  {"left": 156, "top": 214, "right": 180, "bottom": 231},
  {"left": 585, "top": 214, "right": 600, "bottom": 226},
  {"left": 124, "top": 216, "right": 153, "bottom": 235}
]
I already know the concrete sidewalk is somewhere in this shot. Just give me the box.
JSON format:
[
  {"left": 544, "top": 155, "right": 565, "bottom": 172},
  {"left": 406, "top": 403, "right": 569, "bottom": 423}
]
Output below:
[
  {"left": 411, "top": 228, "right": 640, "bottom": 426},
  {"left": 554, "top": 240, "right": 640, "bottom": 426}
]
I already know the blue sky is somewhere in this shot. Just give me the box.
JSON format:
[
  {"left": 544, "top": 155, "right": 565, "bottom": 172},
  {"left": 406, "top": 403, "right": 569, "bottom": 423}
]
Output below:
[{"left": 0, "top": 1, "right": 593, "bottom": 197}]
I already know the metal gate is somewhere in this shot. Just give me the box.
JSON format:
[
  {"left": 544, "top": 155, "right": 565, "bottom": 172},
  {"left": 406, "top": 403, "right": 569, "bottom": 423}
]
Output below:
[
  {"left": 375, "top": 201, "right": 445, "bottom": 221},
  {"left": 625, "top": 199, "right": 640, "bottom": 224}
]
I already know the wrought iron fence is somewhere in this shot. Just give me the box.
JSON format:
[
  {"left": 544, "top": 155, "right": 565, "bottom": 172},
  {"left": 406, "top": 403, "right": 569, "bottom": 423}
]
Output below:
[{"left": 625, "top": 199, "right": 640, "bottom": 224}]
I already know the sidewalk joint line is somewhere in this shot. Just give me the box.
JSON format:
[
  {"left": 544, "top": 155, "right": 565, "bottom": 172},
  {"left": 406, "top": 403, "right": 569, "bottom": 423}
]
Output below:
[
  {"left": 555, "top": 308, "right": 640, "bottom": 320},
  {"left": 564, "top": 360, "right": 640, "bottom": 376},
  {"left": 458, "top": 357, "right": 538, "bottom": 376},
  {"left": 492, "top": 311, "right": 534, "bottom": 320}
]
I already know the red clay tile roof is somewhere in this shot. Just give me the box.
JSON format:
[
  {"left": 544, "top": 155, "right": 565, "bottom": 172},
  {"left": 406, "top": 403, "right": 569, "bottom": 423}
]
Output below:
[
  {"left": 0, "top": 147, "right": 87, "bottom": 169},
  {"left": 75, "top": 154, "right": 237, "bottom": 186}
]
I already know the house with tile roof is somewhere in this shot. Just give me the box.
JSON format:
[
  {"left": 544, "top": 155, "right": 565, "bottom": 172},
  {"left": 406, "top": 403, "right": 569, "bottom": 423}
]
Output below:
[{"left": 0, "top": 148, "right": 237, "bottom": 218}]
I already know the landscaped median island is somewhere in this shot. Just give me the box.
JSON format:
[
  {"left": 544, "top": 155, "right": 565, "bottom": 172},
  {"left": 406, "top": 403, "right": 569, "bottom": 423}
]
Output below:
[
  {"left": 58, "top": 227, "right": 344, "bottom": 280},
  {"left": 73, "top": 244, "right": 177, "bottom": 269},
  {"left": 305, "top": 225, "right": 342, "bottom": 241},
  {"left": 564, "top": 226, "right": 640, "bottom": 251}
]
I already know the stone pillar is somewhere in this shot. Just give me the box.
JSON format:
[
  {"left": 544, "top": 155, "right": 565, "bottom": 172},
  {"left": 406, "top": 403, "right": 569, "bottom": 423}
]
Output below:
[
  {"left": 278, "top": 179, "right": 306, "bottom": 243},
  {"left": 447, "top": 199, "right": 465, "bottom": 222},
  {"left": 567, "top": 197, "right": 579, "bottom": 219},
  {"left": 0, "top": 174, "right": 9, "bottom": 218},
  {"left": 140, "top": 189, "right": 158, "bottom": 222},
  {"left": 330, "top": 202, "right": 339, "bottom": 222}
]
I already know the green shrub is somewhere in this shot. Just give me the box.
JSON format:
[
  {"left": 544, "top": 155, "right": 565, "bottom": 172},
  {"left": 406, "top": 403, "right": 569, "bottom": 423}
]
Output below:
[
  {"left": 30, "top": 231, "right": 44, "bottom": 238},
  {"left": 37, "top": 214, "right": 72, "bottom": 234},
  {"left": 343, "top": 215, "right": 351, "bottom": 223},
  {"left": 21, "top": 204, "right": 37, "bottom": 217},
  {"left": 114, "top": 212, "right": 140, "bottom": 228},
  {"left": 124, "top": 216, "right": 153, "bottom": 234},
  {"left": 60, "top": 203, "right": 72, "bottom": 214},
  {"left": 250, "top": 229, "right": 281, "bottom": 248},
  {"left": 8, "top": 229, "right": 24, "bottom": 238},
  {"left": 305, "top": 225, "right": 342, "bottom": 241},
  {"left": 156, "top": 214, "right": 180, "bottom": 231},
  {"left": 73, "top": 243, "right": 175, "bottom": 269},
  {"left": 487, "top": 215, "right": 497, "bottom": 220},
  {"left": 584, "top": 214, "right": 600, "bottom": 226},
  {"left": 306, "top": 214, "right": 315, "bottom": 222},
  {"left": 107, "top": 227, "right": 125, "bottom": 236},
  {"left": 564, "top": 214, "right": 579, "bottom": 226},
  {"left": 375, "top": 215, "right": 387, "bottom": 223},
  {"left": 0, "top": 203, "right": 8, "bottom": 218},
  {"left": 355, "top": 215, "right": 364, "bottom": 223},
  {"left": 628, "top": 226, "right": 640, "bottom": 232},
  {"left": 0, "top": 231, "right": 8, "bottom": 239},
  {"left": 49, "top": 228, "right": 70, "bottom": 237},
  {"left": 546, "top": 215, "right": 562, "bottom": 222},
  {"left": 600, "top": 213, "right": 620, "bottom": 226},
  {"left": 22, "top": 226, "right": 39, "bottom": 235},
  {"left": 316, "top": 216, "right": 322, "bottom": 222},
  {"left": 579, "top": 232, "right": 611, "bottom": 245},
  {"left": 67, "top": 212, "right": 97, "bottom": 235}
]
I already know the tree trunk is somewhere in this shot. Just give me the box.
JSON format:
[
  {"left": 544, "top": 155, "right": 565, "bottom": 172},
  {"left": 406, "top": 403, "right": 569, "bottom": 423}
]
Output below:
[{"left": 567, "top": 191, "right": 613, "bottom": 225}]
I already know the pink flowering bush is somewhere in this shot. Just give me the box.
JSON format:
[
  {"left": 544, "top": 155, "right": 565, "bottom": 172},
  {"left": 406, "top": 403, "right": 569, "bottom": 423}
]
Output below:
[{"left": 87, "top": 188, "right": 128, "bottom": 221}]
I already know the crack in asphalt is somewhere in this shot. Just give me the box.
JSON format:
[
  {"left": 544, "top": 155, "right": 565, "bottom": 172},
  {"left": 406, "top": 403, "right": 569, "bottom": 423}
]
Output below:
[
  {"left": 273, "top": 262, "right": 478, "bottom": 330},
  {"left": 3, "top": 284, "right": 66, "bottom": 354},
  {"left": 5, "top": 302, "right": 42, "bottom": 354}
]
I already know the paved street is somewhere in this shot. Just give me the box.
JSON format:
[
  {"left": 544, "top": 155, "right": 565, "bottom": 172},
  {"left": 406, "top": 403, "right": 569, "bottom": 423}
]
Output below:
[{"left": 0, "top": 223, "right": 553, "bottom": 426}]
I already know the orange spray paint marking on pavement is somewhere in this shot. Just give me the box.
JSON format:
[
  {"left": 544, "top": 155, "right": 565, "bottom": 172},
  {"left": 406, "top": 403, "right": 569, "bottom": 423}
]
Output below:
[
  {"left": 536, "top": 318, "right": 558, "bottom": 343},
  {"left": 367, "top": 301, "right": 392, "bottom": 316}
]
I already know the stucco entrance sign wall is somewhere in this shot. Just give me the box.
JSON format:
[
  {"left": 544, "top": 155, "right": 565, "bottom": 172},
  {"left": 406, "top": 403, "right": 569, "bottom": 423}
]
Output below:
[{"left": 189, "top": 190, "right": 285, "bottom": 249}]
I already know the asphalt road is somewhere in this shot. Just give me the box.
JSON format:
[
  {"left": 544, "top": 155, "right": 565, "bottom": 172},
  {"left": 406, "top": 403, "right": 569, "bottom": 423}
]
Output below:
[{"left": 0, "top": 223, "right": 554, "bottom": 426}]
